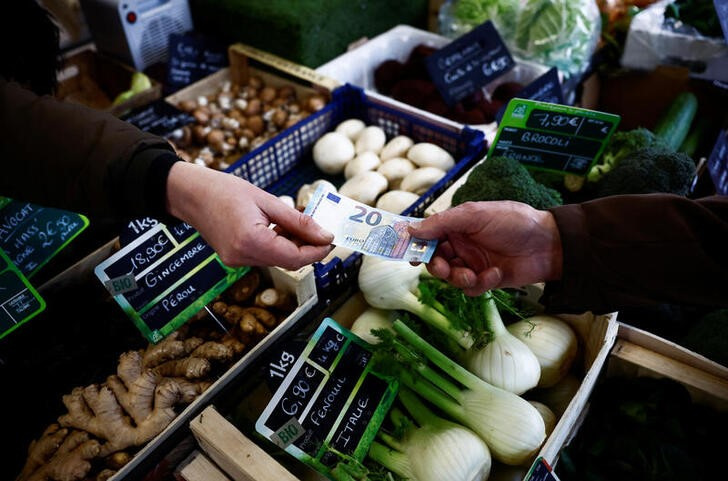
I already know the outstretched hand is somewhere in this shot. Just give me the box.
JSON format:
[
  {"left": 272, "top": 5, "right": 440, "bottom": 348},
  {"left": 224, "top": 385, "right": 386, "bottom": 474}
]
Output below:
[
  {"left": 409, "top": 201, "right": 563, "bottom": 296},
  {"left": 165, "top": 162, "right": 333, "bottom": 270}
]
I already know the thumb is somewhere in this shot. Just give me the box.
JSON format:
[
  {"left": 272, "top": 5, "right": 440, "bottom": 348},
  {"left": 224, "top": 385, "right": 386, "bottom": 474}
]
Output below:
[
  {"left": 408, "top": 211, "right": 454, "bottom": 240},
  {"left": 265, "top": 198, "right": 334, "bottom": 245}
]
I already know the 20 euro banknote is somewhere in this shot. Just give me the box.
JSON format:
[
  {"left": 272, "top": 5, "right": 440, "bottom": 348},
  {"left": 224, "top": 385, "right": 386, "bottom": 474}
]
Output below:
[{"left": 304, "top": 185, "right": 437, "bottom": 263}]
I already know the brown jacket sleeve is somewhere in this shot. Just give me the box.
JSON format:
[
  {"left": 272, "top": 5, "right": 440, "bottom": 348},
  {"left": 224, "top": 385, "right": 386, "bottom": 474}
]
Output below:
[
  {"left": 0, "top": 78, "right": 178, "bottom": 220},
  {"left": 542, "top": 193, "right": 728, "bottom": 313}
]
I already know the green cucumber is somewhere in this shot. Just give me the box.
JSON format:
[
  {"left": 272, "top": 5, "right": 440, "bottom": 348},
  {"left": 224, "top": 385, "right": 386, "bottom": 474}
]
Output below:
[{"left": 653, "top": 92, "right": 698, "bottom": 151}]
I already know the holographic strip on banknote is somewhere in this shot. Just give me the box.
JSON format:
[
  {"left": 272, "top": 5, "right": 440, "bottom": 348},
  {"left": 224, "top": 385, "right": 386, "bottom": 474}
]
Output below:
[{"left": 304, "top": 185, "right": 437, "bottom": 263}]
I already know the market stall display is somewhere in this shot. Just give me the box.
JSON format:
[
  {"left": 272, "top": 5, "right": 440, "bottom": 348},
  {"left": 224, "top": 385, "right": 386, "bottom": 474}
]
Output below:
[
  {"left": 316, "top": 24, "right": 553, "bottom": 134},
  {"left": 224, "top": 83, "right": 486, "bottom": 300},
  {"left": 12, "top": 265, "right": 318, "bottom": 481},
  {"left": 4, "top": 2, "right": 728, "bottom": 481},
  {"left": 187, "top": 282, "right": 617, "bottom": 481},
  {"left": 165, "top": 44, "right": 332, "bottom": 171}
]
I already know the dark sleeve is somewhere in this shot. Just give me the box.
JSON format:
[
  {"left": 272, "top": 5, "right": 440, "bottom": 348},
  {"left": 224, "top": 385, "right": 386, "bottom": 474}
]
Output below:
[
  {"left": 541, "top": 193, "right": 728, "bottom": 313},
  {"left": 0, "top": 78, "right": 179, "bottom": 220}
]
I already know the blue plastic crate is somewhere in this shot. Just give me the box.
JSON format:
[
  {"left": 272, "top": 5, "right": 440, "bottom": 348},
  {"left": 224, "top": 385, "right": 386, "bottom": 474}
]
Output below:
[{"left": 225, "top": 84, "right": 486, "bottom": 300}]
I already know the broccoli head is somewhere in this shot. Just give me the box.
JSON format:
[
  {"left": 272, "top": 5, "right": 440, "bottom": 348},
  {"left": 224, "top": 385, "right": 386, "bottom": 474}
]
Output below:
[
  {"left": 588, "top": 128, "right": 669, "bottom": 183},
  {"left": 594, "top": 147, "right": 696, "bottom": 198},
  {"left": 452, "top": 156, "right": 563, "bottom": 209}
]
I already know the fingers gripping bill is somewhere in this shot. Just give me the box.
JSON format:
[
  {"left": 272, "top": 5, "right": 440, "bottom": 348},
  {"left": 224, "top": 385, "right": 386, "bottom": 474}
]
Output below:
[{"left": 304, "top": 185, "right": 437, "bottom": 262}]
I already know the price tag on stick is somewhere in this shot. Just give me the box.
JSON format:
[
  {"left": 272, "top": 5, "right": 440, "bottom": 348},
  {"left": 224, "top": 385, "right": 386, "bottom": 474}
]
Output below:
[
  {"left": 256, "top": 318, "right": 398, "bottom": 476},
  {"left": 707, "top": 128, "right": 728, "bottom": 194},
  {"left": 425, "top": 20, "right": 515, "bottom": 107},
  {"left": 95, "top": 223, "right": 248, "bottom": 343},
  {"left": 489, "top": 99, "right": 620, "bottom": 176},
  {"left": 0, "top": 248, "right": 45, "bottom": 339}
]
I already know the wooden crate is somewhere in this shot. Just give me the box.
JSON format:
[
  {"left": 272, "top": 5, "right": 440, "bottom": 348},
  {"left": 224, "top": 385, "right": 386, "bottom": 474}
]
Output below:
[
  {"left": 56, "top": 46, "right": 161, "bottom": 117},
  {"left": 189, "top": 289, "right": 619, "bottom": 481},
  {"left": 105, "top": 264, "right": 318, "bottom": 481},
  {"left": 541, "top": 322, "right": 728, "bottom": 480},
  {"left": 165, "top": 43, "right": 337, "bottom": 109}
]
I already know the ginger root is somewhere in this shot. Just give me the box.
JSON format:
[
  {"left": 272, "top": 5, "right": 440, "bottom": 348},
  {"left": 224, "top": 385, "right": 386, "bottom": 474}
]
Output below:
[
  {"left": 58, "top": 352, "right": 183, "bottom": 456},
  {"left": 17, "top": 425, "right": 100, "bottom": 481},
  {"left": 226, "top": 269, "right": 260, "bottom": 303}
]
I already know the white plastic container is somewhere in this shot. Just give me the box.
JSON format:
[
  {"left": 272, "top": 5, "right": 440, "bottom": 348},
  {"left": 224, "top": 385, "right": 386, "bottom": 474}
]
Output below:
[
  {"left": 316, "top": 24, "right": 552, "bottom": 136},
  {"left": 621, "top": 0, "right": 728, "bottom": 82}
]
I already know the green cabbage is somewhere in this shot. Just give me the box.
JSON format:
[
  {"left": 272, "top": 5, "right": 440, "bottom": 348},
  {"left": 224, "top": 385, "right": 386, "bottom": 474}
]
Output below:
[{"left": 447, "top": 0, "right": 600, "bottom": 77}]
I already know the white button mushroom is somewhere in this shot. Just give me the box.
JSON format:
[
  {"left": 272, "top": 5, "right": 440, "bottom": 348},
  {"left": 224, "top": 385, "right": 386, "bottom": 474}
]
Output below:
[
  {"left": 376, "top": 157, "right": 416, "bottom": 190},
  {"left": 335, "top": 118, "right": 367, "bottom": 141},
  {"left": 375, "top": 190, "right": 421, "bottom": 214},
  {"left": 344, "top": 151, "right": 382, "bottom": 179},
  {"left": 296, "top": 179, "right": 338, "bottom": 210},
  {"left": 407, "top": 142, "right": 456, "bottom": 171},
  {"left": 312, "top": 132, "right": 355, "bottom": 175},
  {"left": 400, "top": 167, "right": 447, "bottom": 195},
  {"left": 339, "top": 171, "right": 388, "bottom": 206},
  {"left": 380, "top": 135, "right": 414, "bottom": 161},
  {"left": 355, "top": 126, "right": 386, "bottom": 154}
]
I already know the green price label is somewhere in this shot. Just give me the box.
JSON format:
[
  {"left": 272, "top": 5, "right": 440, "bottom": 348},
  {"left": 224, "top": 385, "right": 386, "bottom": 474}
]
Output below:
[
  {"left": 105, "top": 275, "right": 138, "bottom": 296},
  {"left": 0, "top": 248, "right": 45, "bottom": 339},
  {"left": 490, "top": 98, "right": 620, "bottom": 176}
]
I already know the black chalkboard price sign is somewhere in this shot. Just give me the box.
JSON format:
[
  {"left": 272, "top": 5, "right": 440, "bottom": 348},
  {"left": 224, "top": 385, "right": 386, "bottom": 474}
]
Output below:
[
  {"left": 166, "top": 32, "right": 228, "bottom": 91},
  {"left": 95, "top": 223, "right": 248, "bottom": 343},
  {"left": 525, "top": 457, "right": 562, "bottom": 481},
  {"left": 0, "top": 248, "right": 45, "bottom": 340},
  {"left": 425, "top": 20, "right": 515, "bottom": 106},
  {"left": 256, "top": 318, "right": 398, "bottom": 477},
  {"left": 707, "top": 128, "right": 728, "bottom": 194},
  {"left": 715, "top": 0, "right": 728, "bottom": 43},
  {"left": 495, "top": 67, "right": 564, "bottom": 123},
  {"left": 0, "top": 198, "right": 89, "bottom": 278},
  {"left": 121, "top": 99, "right": 194, "bottom": 137},
  {"left": 489, "top": 99, "right": 620, "bottom": 176}
]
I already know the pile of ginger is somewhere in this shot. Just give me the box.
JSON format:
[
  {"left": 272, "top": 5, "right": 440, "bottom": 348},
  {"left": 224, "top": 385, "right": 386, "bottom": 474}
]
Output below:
[{"left": 16, "top": 268, "right": 295, "bottom": 481}]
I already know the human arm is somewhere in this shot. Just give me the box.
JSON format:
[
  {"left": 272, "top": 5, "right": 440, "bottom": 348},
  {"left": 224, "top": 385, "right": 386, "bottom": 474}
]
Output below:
[
  {"left": 1, "top": 79, "right": 333, "bottom": 269},
  {"left": 0, "top": 77, "right": 175, "bottom": 219},
  {"left": 165, "top": 161, "right": 333, "bottom": 269},
  {"left": 409, "top": 194, "right": 728, "bottom": 311},
  {"left": 542, "top": 193, "right": 728, "bottom": 312}
]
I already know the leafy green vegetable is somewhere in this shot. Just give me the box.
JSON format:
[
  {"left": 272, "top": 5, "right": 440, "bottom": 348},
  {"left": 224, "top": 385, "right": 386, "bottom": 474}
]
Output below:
[
  {"left": 587, "top": 128, "right": 669, "bottom": 183},
  {"left": 452, "top": 156, "right": 563, "bottom": 209},
  {"left": 680, "top": 309, "right": 728, "bottom": 367},
  {"left": 593, "top": 147, "right": 696, "bottom": 197},
  {"left": 512, "top": 0, "right": 600, "bottom": 76},
  {"left": 557, "top": 376, "right": 728, "bottom": 481},
  {"left": 451, "top": 0, "right": 520, "bottom": 39}
]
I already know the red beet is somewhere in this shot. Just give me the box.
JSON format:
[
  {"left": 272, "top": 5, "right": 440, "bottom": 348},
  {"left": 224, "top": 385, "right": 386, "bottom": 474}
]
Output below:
[{"left": 374, "top": 59, "right": 405, "bottom": 94}]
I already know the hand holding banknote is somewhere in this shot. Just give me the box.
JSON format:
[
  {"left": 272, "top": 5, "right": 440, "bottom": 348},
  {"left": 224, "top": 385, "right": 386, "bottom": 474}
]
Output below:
[
  {"left": 305, "top": 185, "right": 437, "bottom": 263},
  {"left": 408, "top": 201, "right": 563, "bottom": 296}
]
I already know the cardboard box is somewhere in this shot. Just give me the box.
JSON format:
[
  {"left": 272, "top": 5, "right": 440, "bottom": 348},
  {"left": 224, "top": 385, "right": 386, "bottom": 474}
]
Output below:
[{"left": 188, "top": 290, "right": 619, "bottom": 481}]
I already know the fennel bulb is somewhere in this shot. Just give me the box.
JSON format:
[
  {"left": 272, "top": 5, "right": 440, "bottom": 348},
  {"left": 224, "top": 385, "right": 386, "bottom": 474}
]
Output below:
[
  {"left": 507, "top": 315, "right": 578, "bottom": 388},
  {"left": 369, "top": 388, "right": 491, "bottom": 481},
  {"left": 350, "top": 307, "right": 395, "bottom": 345},
  {"left": 462, "top": 291, "right": 540, "bottom": 395},
  {"left": 358, "top": 257, "right": 471, "bottom": 348},
  {"left": 391, "top": 320, "right": 546, "bottom": 466},
  {"left": 528, "top": 400, "right": 557, "bottom": 436},
  {"left": 359, "top": 257, "right": 540, "bottom": 394}
]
